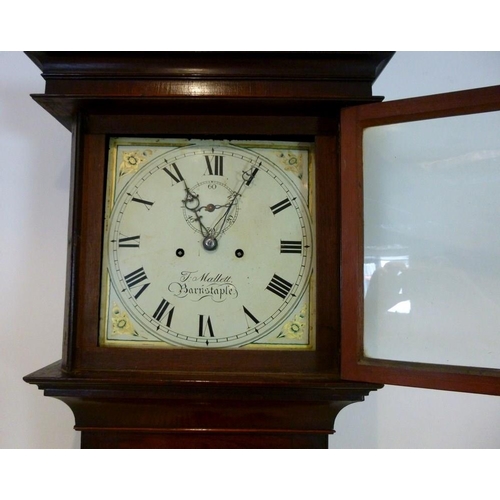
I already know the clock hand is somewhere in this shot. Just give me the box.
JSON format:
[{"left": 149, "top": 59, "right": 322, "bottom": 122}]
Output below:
[
  {"left": 181, "top": 180, "right": 201, "bottom": 211},
  {"left": 185, "top": 193, "right": 238, "bottom": 251},
  {"left": 198, "top": 201, "right": 232, "bottom": 212},
  {"left": 181, "top": 180, "right": 214, "bottom": 243},
  {"left": 210, "top": 190, "right": 240, "bottom": 235},
  {"left": 211, "top": 166, "right": 258, "bottom": 241},
  {"left": 182, "top": 165, "right": 259, "bottom": 251}
]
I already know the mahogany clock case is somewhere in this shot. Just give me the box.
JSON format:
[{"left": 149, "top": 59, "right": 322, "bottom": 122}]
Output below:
[
  {"left": 24, "top": 53, "right": 500, "bottom": 396},
  {"left": 23, "top": 52, "right": 395, "bottom": 383},
  {"left": 71, "top": 123, "right": 332, "bottom": 377},
  {"left": 21, "top": 53, "right": 395, "bottom": 449}
]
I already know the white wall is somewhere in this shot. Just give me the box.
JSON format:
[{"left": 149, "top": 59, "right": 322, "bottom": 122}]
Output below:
[
  {"left": 1, "top": 51, "right": 499, "bottom": 449},
  {"left": 0, "top": 51, "right": 76, "bottom": 448}
]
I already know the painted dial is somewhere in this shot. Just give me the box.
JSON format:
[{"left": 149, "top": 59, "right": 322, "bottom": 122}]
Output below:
[{"left": 102, "top": 140, "right": 314, "bottom": 349}]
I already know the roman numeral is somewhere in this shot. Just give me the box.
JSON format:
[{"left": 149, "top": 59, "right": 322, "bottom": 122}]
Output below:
[
  {"left": 163, "top": 162, "right": 184, "bottom": 184},
  {"left": 152, "top": 299, "right": 175, "bottom": 328},
  {"left": 270, "top": 198, "right": 292, "bottom": 215},
  {"left": 198, "top": 315, "right": 215, "bottom": 337},
  {"left": 280, "top": 240, "right": 302, "bottom": 254},
  {"left": 118, "top": 235, "right": 140, "bottom": 248},
  {"left": 245, "top": 166, "right": 259, "bottom": 186},
  {"left": 205, "top": 155, "right": 224, "bottom": 176},
  {"left": 243, "top": 306, "right": 259, "bottom": 325},
  {"left": 266, "top": 274, "right": 293, "bottom": 299},
  {"left": 123, "top": 267, "right": 150, "bottom": 299},
  {"left": 131, "top": 194, "right": 154, "bottom": 210}
]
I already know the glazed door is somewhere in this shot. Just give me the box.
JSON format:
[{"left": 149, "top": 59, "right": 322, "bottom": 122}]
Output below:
[{"left": 341, "top": 85, "right": 500, "bottom": 395}]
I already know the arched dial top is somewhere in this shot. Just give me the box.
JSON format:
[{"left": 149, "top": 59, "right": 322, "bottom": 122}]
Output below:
[{"left": 100, "top": 139, "right": 315, "bottom": 349}]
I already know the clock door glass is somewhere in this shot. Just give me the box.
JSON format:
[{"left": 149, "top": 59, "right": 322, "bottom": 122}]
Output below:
[
  {"left": 99, "top": 139, "right": 315, "bottom": 349},
  {"left": 363, "top": 110, "right": 500, "bottom": 369}
]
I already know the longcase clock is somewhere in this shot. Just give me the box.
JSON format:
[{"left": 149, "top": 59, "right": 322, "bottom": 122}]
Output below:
[{"left": 23, "top": 52, "right": 499, "bottom": 449}]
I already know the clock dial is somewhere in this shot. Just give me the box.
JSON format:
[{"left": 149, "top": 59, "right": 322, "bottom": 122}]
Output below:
[{"left": 100, "top": 139, "right": 315, "bottom": 349}]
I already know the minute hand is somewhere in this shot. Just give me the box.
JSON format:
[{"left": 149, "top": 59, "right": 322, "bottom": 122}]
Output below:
[{"left": 213, "top": 167, "right": 257, "bottom": 239}]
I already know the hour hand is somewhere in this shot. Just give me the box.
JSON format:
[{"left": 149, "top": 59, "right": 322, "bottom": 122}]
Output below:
[
  {"left": 181, "top": 181, "right": 201, "bottom": 212},
  {"left": 181, "top": 181, "right": 216, "bottom": 249}
]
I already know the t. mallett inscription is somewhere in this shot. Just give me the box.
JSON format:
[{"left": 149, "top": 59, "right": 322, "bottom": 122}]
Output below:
[{"left": 168, "top": 271, "right": 238, "bottom": 302}]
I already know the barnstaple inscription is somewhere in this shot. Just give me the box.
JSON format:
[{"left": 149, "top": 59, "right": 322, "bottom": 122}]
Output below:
[{"left": 168, "top": 271, "right": 238, "bottom": 302}]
